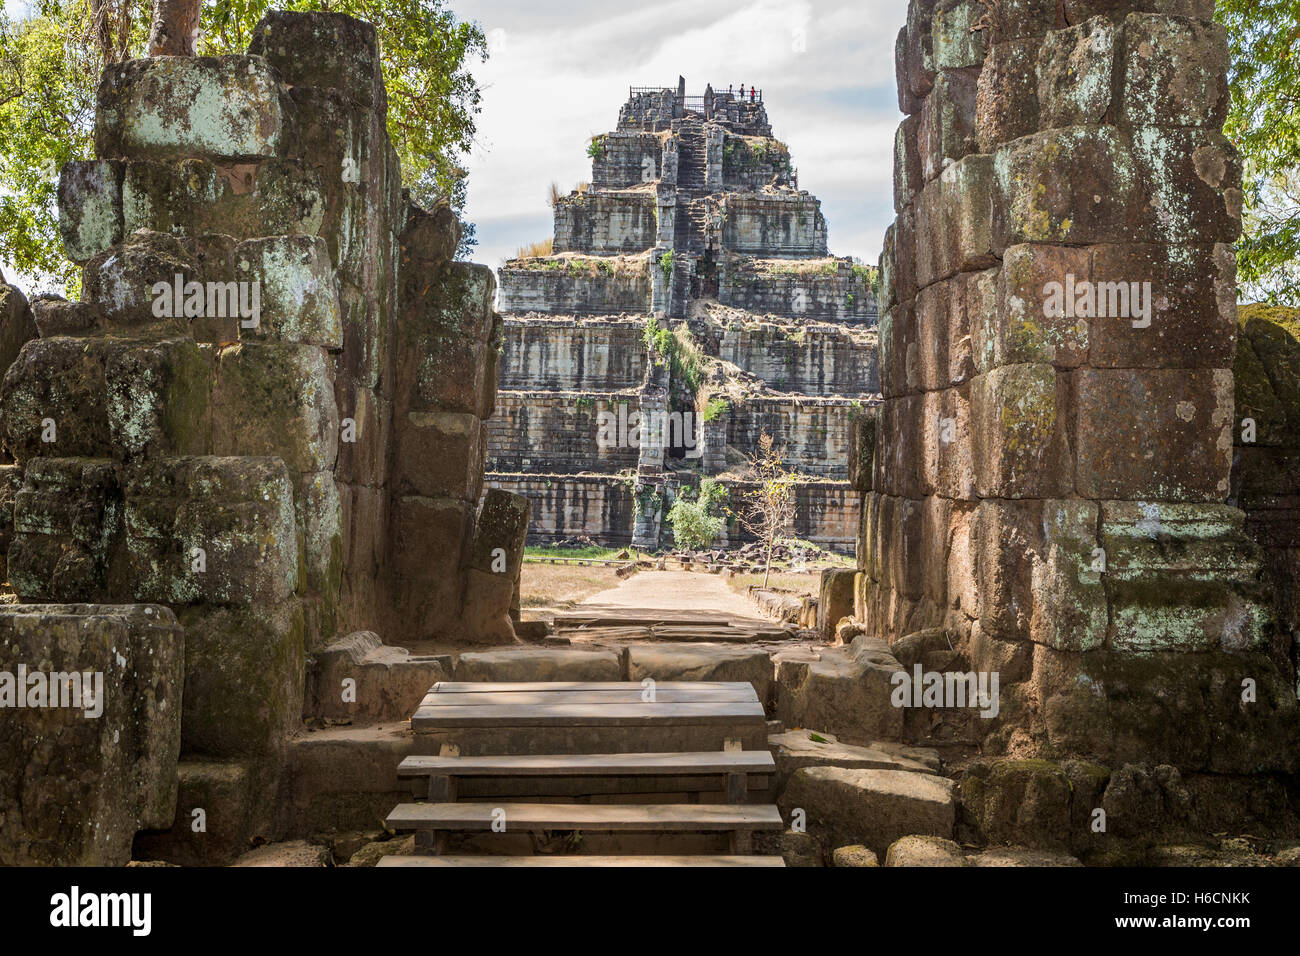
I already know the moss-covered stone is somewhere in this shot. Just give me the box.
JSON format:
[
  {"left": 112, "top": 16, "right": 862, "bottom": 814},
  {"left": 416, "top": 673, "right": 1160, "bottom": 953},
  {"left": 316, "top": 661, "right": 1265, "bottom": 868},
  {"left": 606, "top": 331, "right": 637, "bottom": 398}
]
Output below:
[{"left": 95, "top": 55, "right": 289, "bottom": 162}]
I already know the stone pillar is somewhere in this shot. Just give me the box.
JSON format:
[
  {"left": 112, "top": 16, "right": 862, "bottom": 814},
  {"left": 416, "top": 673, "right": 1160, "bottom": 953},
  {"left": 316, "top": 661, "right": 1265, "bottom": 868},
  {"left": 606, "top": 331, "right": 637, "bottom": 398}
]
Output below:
[
  {"left": 862, "top": 0, "right": 1298, "bottom": 772},
  {"left": 461, "top": 488, "right": 531, "bottom": 644}
]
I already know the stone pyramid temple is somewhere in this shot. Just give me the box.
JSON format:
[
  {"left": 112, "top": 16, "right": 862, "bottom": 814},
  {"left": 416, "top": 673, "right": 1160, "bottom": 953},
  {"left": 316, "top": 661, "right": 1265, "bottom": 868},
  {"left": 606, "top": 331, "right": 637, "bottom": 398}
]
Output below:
[{"left": 488, "top": 78, "right": 880, "bottom": 550}]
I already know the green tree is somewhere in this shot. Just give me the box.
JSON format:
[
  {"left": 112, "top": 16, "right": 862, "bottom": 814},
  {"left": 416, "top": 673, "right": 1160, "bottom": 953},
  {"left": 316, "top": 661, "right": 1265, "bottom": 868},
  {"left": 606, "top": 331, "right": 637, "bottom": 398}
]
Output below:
[
  {"left": 1217, "top": 0, "right": 1300, "bottom": 304},
  {"left": 665, "top": 494, "right": 725, "bottom": 552},
  {"left": 0, "top": 0, "right": 485, "bottom": 292}
]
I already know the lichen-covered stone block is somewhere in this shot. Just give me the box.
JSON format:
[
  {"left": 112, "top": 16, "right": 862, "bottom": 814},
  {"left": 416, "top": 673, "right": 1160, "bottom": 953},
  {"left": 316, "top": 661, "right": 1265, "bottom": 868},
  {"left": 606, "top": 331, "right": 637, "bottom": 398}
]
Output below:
[
  {"left": 122, "top": 158, "right": 325, "bottom": 241},
  {"left": 918, "top": 68, "right": 979, "bottom": 182},
  {"left": 1037, "top": 17, "right": 1116, "bottom": 129},
  {"left": 1087, "top": 242, "right": 1235, "bottom": 368},
  {"left": 211, "top": 342, "right": 339, "bottom": 476},
  {"left": 970, "top": 363, "right": 1072, "bottom": 498},
  {"left": 58, "top": 160, "right": 124, "bottom": 264},
  {"left": 177, "top": 600, "right": 306, "bottom": 759},
  {"left": 397, "top": 261, "right": 495, "bottom": 415},
  {"left": 95, "top": 56, "right": 288, "bottom": 162},
  {"left": 0, "top": 603, "right": 183, "bottom": 866},
  {"left": 976, "top": 38, "right": 1041, "bottom": 152},
  {"left": 994, "top": 126, "right": 1145, "bottom": 247},
  {"left": 248, "top": 11, "right": 385, "bottom": 109},
  {"left": 975, "top": 244, "right": 1090, "bottom": 370},
  {"left": 1071, "top": 367, "right": 1233, "bottom": 500},
  {"left": 1100, "top": 501, "right": 1270, "bottom": 652},
  {"left": 848, "top": 408, "right": 878, "bottom": 493},
  {"left": 1131, "top": 126, "right": 1242, "bottom": 245},
  {"left": 1, "top": 332, "right": 211, "bottom": 465},
  {"left": 82, "top": 229, "right": 193, "bottom": 328},
  {"left": 975, "top": 498, "right": 1106, "bottom": 651},
  {"left": 125, "top": 456, "right": 300, "bottom": 606},
  {"left": 1117, "top": 13, "right": 1228, "bottom": 129},
  {"left": 235, "top": 235, "right": 342, "bottom": 347},
  {"left": 7, "top": 458, "right": 123, "bottom": 602}
]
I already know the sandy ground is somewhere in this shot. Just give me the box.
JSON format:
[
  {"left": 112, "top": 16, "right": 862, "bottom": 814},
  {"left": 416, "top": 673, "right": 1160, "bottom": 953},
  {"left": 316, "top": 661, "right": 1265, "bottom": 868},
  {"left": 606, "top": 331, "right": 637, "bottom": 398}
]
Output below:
[{"left": 576, "top": 570, "right": 770, "bottom": 622}]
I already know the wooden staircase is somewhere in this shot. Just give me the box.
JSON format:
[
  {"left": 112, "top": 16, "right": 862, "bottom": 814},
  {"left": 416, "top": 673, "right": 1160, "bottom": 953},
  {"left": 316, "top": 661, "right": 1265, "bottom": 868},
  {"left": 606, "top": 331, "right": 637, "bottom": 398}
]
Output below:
[{"left": 381, "top": 681, "right": 785, "bottom": 866}]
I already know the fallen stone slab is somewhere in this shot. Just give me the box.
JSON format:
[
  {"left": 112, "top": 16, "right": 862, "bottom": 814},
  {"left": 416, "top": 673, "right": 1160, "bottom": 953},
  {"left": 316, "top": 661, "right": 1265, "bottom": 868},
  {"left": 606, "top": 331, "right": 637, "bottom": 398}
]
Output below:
[
  {"left": 775, "top": 635, "right": 905, "bottom": 744},
  {"left": 304, "top": 630, "right": 449, "bottom": 724},
  {"left": 626, "top": 643, "right": 772, "bottom": 708},
  {"left": 779, "top": 766, "right": 956, "bottom": 857},
  {"left": 769, "top": 729, "right": 941, "bottom": 793},
  {"left": 232, "top": 840, "right": 332, "bottom": 867},
  {"left": 885, "top": 835, "right": 968, "bottom": 867},
  {"left": 453, "top": 647, "right": 623, "bottom": 682}
]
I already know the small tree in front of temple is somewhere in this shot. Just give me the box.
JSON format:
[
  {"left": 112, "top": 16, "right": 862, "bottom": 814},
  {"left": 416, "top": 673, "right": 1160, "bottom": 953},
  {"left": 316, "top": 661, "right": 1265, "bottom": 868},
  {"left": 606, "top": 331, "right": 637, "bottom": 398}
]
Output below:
[{"left": 737, "top": 431, "right": 797, "bottom": 588}]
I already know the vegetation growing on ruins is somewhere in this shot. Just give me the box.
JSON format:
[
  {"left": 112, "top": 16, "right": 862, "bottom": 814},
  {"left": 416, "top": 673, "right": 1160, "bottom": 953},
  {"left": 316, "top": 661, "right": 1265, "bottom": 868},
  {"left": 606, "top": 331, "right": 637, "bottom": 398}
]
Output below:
[
  {"left": 0, "top": 0, "right": 486, "bottom": 290},
  {"left": 644, "top": 316, "right": 706, "bottom": 397},
  {"left": 1217, "top": 0, "right": 1300, "bottom": 304},
  {"left": 586, "top": 135, "right": 606, "bottom": 161},
  {"left": 665, "top": 478, "right": 729, "bottom": 550},
  {"left": 515, "top": 238, "right": 554, "bottom": 258}
]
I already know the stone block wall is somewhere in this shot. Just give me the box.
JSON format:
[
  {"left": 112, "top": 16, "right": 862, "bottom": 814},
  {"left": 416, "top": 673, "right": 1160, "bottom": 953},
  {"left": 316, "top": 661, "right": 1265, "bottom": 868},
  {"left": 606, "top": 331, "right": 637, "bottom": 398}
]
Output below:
[
  {"left": 591, "top": 131, "right": 665, "bottom": 188},
  {"left": 721, "top": 193, "right": 828, "bottom": 258},
  {"left": 723, "top": 396, "right": 857, "bottom": 478},
  {"left": 487, "top": 472, "right": 856, "bottom": 552},
  {"left": 553, "top": 191, "right": 659, "bottom": 254},
  {"left": 719, "top": 257, "right": 878, "bottom": 323},
  {"left": 722, "top": 134, "right": 793, "bottom": 190},
  {"left": 485, "top": 390, "right": 641, "bottom": 473},
  {"left": 499, "top": 315, "right": 647, "bottom": 390},
  {"left": 859, "top": 0, "right": 1298, "bottom": 772},
  {"left": 497, "top": 256, "right": 651, "bottom": 314},
  {"left": 0, "top": 12, "right": 507, "bottom": 861},
  {"left": 717, "top": 321, "right": 880, "bottom": 395}
]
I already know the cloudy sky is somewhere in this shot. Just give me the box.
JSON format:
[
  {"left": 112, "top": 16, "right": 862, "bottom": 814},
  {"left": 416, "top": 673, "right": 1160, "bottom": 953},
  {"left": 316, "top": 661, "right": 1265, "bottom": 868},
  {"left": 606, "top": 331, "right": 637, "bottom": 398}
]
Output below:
[
  {"left": 1, "top": 0, "right": 906, "bottom": 284},
  {"left": 455, "top": 0, "right": 906, "bottom": 271}
]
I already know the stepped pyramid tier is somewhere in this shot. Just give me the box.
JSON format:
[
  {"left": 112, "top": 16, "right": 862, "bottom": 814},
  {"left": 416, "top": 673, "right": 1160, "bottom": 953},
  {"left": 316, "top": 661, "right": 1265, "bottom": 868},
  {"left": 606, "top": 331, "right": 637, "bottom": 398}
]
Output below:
[{"left": 491, "top": 80, "right": 880, "bottom": 552}]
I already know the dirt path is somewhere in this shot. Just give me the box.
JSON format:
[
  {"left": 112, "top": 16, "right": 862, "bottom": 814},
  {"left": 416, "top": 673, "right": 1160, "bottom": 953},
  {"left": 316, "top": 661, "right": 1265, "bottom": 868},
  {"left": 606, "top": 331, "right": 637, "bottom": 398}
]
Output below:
[{"left": 574, "top": 570, "right": 767, "bottom": 623}]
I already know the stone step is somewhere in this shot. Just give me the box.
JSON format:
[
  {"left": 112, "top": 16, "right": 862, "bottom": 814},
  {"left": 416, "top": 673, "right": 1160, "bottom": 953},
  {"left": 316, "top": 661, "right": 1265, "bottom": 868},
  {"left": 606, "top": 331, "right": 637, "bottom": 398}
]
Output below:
[{"left": 377, "top": 854, "right": 785, "bottom": 867}]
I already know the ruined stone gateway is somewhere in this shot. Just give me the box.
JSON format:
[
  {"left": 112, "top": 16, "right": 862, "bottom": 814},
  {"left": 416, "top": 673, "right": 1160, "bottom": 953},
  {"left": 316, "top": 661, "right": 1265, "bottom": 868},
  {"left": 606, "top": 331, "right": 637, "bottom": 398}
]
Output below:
[{"left": 1, "top": 1, "right": 1299, "bottom": 871}]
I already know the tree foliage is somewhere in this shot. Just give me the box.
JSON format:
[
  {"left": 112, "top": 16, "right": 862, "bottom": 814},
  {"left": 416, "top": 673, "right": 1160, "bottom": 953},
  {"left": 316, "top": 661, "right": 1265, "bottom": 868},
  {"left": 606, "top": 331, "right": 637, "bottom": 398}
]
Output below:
[
  {"left": 0, "top": 0, "right": 485, "bottom": 292},
  {"left": 1217, "top": 0, "right": 1300, "bottom": 305},
  {"left": 736, "top": 432, "right": 797, "bottom": 588}
]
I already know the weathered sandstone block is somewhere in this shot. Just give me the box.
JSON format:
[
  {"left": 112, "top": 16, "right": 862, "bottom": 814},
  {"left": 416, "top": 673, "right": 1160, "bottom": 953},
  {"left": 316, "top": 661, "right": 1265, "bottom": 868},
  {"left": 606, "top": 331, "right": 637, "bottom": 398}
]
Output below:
[
  {"left": 58, "top": 160, "right": 124, "bottom": 263},
  {"left": 125, "top": 456, "right": 300, "bottom": 606},
  {"left": 0, "top": 604, "right": 183, "bottom": 866},
  {"left": 95, "top": 55, "right": 288, "bottom": 161}
]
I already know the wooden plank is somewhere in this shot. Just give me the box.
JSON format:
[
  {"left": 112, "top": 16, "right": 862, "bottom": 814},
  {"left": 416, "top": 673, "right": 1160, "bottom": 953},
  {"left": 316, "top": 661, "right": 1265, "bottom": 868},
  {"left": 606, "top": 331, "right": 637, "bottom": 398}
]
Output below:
[
  {"left": 397, "top": 750, "right": 775, "bottom": 777},
  {"left": 411, "top": 701, "right": 766, "bottom": 729},
  {"left": 429, "top": 681, "right": 750, "bottom": 694},
  {"left": 418, "top": 687, "right": 759, "bottom": 707},
  {"left": 377, "top": 855, "right": 786, "bottom": 867},
  {"left": 386, "top": 802, "right": 783, "bottom": 832}
]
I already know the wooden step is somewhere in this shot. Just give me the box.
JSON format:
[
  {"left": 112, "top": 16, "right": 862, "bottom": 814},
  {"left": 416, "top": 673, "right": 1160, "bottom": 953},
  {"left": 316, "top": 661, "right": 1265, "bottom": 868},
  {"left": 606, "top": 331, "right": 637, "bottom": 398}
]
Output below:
[
  {"left": 418, "top": 688, "right": 759, "bottom": 707},
  {"left": 377, "top": 855, "right": 785, "bottom": 867},
  {"left": 387, "top": 801, "right": 781, "bottom": 857},
  {"left": 398, "top": 750, "right": 774, "bottom": 778},
  {"left": 429, "top": 681, "right": 751, "bottom": 694},
  {"left": 413, "top": 701, "right": 764, "bottom": 728},
  {"left": 388, "top": 802, "right": 781, "bottom": 831}
]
